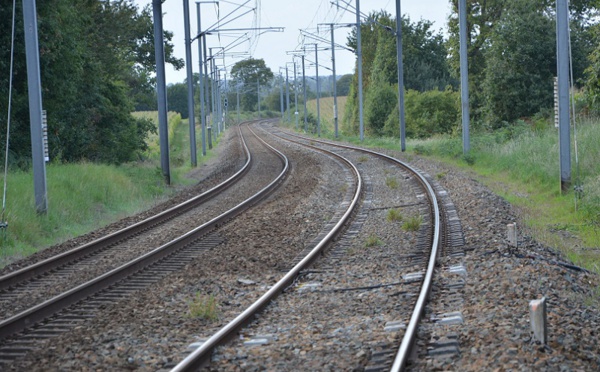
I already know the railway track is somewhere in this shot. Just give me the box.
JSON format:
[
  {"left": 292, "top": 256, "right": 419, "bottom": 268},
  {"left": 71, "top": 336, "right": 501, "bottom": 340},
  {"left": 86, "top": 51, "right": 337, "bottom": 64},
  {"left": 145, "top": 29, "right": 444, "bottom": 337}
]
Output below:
[
  {"left": 269, "top": 125, "right": 466, "bottom": 370},
  {"left": 0, "top": 123, "right": 289, "bottom": 367},
  {"left": 170, "top": 122, "right": 464, "bottom": 371},
  {"left": 1, "top": 120, "right": 466, "bottom": 370}
]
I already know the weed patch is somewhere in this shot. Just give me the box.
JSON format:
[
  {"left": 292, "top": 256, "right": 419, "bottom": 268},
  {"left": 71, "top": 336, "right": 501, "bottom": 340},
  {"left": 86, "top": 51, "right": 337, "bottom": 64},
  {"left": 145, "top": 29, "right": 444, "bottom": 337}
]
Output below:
[
  {"left": 187, "top": 293, "right": 219, "bottom": 321},
  {"left": 386, "top": 209, "right": 403, "bottom": 222},
  {"left": 403, "top": 215, "right": 423, "bottom": 232},
  {"left": 365, "top": 234, "right": 382, "bottom": 247},
  {"left": 385, "top": 177, "right": 399, "bottom": 189}
]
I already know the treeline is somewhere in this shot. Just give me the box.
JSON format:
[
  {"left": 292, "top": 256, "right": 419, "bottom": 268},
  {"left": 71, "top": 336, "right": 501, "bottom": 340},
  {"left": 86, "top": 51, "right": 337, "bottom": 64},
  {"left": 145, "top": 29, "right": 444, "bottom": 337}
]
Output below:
[
  {"left": 164, "top": 59, "right": 354, "bottom": 121},
  {"left": 343, "top": 0, "right": 600, "bottom": 138},
  {"left": 0, "top": 0, "right": 182, "bottom": 166}
]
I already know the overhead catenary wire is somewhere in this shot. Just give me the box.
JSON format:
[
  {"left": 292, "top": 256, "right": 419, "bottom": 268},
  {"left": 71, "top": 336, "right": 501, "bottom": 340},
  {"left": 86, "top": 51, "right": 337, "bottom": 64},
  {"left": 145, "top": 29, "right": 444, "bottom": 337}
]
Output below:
[
  {"left": 566, "top": 0, "right": 582, "bottom": 209},
  {"left": 2, "top": 0, "right": 17, "bottom": 234}
]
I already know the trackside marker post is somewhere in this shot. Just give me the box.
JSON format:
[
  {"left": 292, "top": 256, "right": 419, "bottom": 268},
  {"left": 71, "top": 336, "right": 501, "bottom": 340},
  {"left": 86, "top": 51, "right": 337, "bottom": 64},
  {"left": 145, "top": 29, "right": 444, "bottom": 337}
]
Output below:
[{"left": 529, "top": 297, "right": 548, "bottom": 344}]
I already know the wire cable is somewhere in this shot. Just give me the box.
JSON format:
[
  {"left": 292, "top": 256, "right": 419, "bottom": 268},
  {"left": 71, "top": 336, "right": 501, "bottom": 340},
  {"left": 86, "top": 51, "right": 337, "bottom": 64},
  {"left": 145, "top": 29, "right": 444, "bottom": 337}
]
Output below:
[
  {"left": 567, "top": 0, "right": 582, "bottom": 209},
  {"left": 2, "top": 0, "right": 17, "bottom": 232}
]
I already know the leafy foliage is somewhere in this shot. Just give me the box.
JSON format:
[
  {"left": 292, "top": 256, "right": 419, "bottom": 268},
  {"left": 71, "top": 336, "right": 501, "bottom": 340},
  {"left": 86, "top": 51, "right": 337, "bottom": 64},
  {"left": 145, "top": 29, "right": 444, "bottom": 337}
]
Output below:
[
  {"left": 230, "top": 58, "right": 274, "bottom": 111},
  {"left": 383, "top": 89, "right": 460, "bottom": 139},
  {"left": 448, "top": 0, "right": 594, "bottom": 124},
  {"left": 336, "top": 74, "right": 353, "bottom": 96},
  {"left": 344, "top": 11, "right": 454, "bottom": 136},
  {"left": 365, "top": 82, "right": 397, "bottom": 135},
  {"left": 482, "top": 0, "right": 594, "bottom": 127},
  {"left": 167, "top": 83, "right": 189, "bottom": 119},
  {"left": 0, "top": 0, "right": 182, "bottom": 166}
]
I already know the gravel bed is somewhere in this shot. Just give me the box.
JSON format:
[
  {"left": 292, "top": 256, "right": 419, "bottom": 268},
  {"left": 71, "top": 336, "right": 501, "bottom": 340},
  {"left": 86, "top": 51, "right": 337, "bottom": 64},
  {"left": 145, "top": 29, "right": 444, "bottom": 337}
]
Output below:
[
  {"left": 401, "top": 154, "right": 600, "bottom": 371},
  {"left": 204, "top": 141, "right": 427, "bottom": 371},
  {"left": 5, "top": 123, "right": 600, "bottom": 371}
]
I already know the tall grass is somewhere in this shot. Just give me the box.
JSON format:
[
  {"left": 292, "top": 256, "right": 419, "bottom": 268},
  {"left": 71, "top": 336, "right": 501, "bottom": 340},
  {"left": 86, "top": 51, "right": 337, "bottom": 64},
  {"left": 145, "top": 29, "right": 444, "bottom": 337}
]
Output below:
[
  {"left": 0, "top": 162, "right": 169, "bottom": 264},
  {"left": 280, "top": 109, "right": 600, "bottom": 272},
  {"left": 409, "top": 120, "right": 600, "bottom": 271},
  {"left": 0, "top": 111, "right": 222, "bottom": 267}
]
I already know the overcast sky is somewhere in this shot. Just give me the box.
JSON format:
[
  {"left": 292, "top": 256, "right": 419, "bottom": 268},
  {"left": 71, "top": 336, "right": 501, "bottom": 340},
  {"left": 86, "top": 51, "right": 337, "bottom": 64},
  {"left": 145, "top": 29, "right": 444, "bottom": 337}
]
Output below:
[{"left": 133, "top": 0, "right": 452, "bottom": 84}]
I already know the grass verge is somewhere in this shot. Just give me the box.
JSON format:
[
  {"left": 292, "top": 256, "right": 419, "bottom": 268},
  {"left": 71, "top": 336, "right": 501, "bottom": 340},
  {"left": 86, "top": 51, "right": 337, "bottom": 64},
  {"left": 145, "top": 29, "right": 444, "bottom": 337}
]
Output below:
[
  {"left": 0, "top": 112, "right": 225, "bottom": 268},
  {"left": 280, "top": 109, "right": 600, "bottom": 274}
]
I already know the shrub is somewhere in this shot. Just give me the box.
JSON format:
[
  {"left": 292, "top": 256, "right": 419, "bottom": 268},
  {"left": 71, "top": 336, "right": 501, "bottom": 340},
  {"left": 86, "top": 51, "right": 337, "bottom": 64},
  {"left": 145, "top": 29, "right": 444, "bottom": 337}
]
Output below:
[
  {"left": 413, "top": 144, "right": 431, "bottom": 156},
  {"left": 384, "top": 88, "right": 460, "bottom": 139},
  {"left": 462, "top": 152, "right": 476, "bottom": 165},
  {"left": 365, "top": 83, "right": 397, "bottom": 135}
]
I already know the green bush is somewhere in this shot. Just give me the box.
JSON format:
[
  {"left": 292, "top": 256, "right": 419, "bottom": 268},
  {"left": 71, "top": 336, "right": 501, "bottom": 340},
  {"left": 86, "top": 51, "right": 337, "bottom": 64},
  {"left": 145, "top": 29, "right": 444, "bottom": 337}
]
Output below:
[
  {"left": 462, "top": 152, "right": 476, "bottom": 165},
  {"left": 365, "top": 83, "right": 397, "bottom": 135},
  {"left": 384, "top": 88, "right": 460, "bottom": 139}
]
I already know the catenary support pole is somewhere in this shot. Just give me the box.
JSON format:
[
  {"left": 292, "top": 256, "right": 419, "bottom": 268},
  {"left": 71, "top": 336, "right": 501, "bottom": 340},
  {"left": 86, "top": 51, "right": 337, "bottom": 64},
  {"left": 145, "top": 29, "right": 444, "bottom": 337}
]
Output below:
[
  {"left": 196, "top": 4, "right": 207, "bottom": 156},
  {"left": 330, "top": 24, "right": 339, "bottom": 138},
  {"left": 203, "top": 33, "right": 210, "bottom": 150},
  {"left": 183, "top": 0, "right": 197, "bottom": 166},
  {"left": 22, "top": 0, "right": 48, "bottom": 213},
  {"left": 315, "top": 44, "right": 321, "bottom": 137},
  {"left": 223, "top": 72, "right": 228, "bottom": 130},
  {"left": 294, "top": 61, "right": 299, "bottom": 130},
  {"left": 236, "top": 83, "right": 240, "bottom": 124},
  {"left": 257, "top": 76, "right": 260, "bottom": 118},
  {"left": 279, "top": 72, "right": 284, "bottom": 120},
  {"left": 556, "top": 0, "right": 571, "bottom": 192},
  {"left": 302, "top": 54, "right": 308, "bottom": 132},
  {"left": 210, "top": 52, "right": 216, "bottom": 134},
  {"left": 285, "top": 66, "right": 291, "bottom": 122},
  {"left": 395, "top": 0, "right": 406, "bottom": 151},
  {"left": 356, "top": 0, "right": 364, "bottom": 142},
  {"left": 217, "top": 71, "right": 222, "bottom": 135},
  {"left": 152, "top": 0, "right": 170, "bottom": 184},
  {"left": 459, "top": 0, "right": 470, "bottom": 154}
]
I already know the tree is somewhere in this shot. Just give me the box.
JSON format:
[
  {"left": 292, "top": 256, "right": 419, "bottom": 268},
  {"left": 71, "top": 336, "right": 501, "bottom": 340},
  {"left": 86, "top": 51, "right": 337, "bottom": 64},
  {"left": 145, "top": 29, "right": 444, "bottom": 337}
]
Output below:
[
  {"left": 448, "top": 0, "right": 595, "bottom": 123},
  {"left": 344, "top": 11, "right": 454, "bottom": 135},
  {"left": 230, "top": 58, "right": 274, "bottom": 111},
  {"left": 365, "top": 83, "right": 396, "bottom": 135},
  {"left": 394, "top": 89, "right": 460, "bottom": 138},
  {"left": 481, "top": 1, "right": 556, "bottom": 126},
  {"left": 0, "top": 0, "right": 182, "bottom": 165},
  {"left": 336, "top": 74, "right": 353, "bottom": 96},
  {"left": 167, "top": 83, "right": 189, "bottom": 118}
]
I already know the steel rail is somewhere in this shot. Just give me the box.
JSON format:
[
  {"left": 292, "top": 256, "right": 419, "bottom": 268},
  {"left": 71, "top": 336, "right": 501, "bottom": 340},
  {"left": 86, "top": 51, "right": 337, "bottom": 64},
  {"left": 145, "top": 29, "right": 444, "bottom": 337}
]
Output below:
[
  {"left": 0, "top": 123, "right": 289, "bottom": 341},
  {"left": 268, "top": 125, "right": 441, "bottom": 372},
  {"left": 0, "top": 125, "right": 253, "bottom": 291},
  {"left": 171, "top": 122, "right": 363, "bottom": 372}
]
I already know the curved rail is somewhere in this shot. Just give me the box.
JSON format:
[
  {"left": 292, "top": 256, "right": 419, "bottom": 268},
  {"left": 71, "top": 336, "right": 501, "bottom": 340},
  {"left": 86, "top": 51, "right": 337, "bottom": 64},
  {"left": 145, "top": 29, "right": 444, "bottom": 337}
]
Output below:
[
  {"left": 171, "top": 123, "right": 363, "bottom": 372},
  {"left": 267, "top": 125, "right": 441, "bottom": 372},
  {"left": 0, "top": 126, "right": 252, "bottom": 291},
  {"left": 0, "top": 124, "right": 289, "bottom": 341}
]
